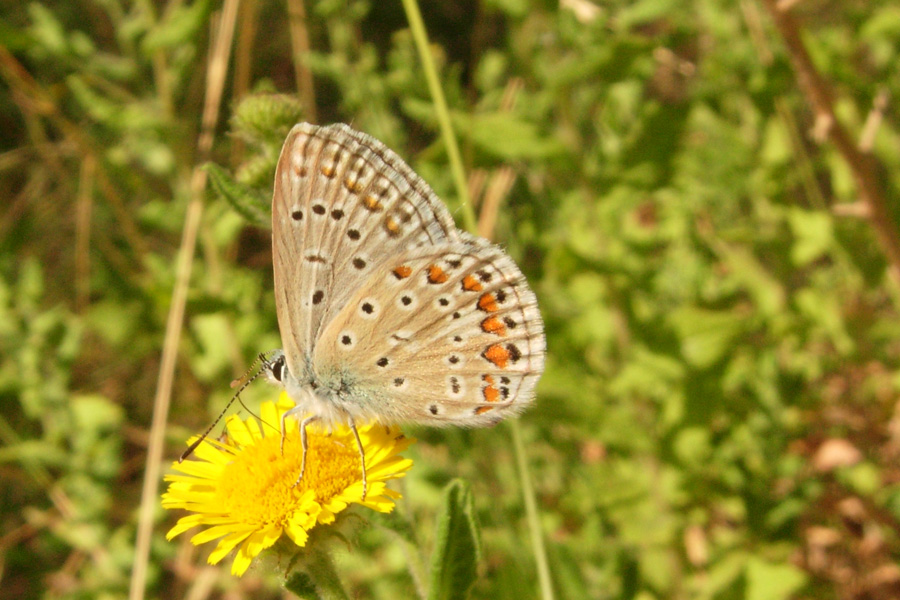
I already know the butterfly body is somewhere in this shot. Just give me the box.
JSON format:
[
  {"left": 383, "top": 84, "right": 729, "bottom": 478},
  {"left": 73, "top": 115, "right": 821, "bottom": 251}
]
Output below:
[{"left": 269, "top": 123, "right": 545, "bottom": 431}]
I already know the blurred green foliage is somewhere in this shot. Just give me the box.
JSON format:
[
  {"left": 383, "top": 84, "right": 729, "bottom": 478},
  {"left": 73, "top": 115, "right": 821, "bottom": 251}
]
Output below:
[{"left": 3, "top": 0, "right": 900, "bottom": 599}]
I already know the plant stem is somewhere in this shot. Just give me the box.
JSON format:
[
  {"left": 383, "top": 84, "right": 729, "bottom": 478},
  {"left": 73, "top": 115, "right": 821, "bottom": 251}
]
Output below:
[
  {"left": 762, "top": 0, "right": 900, "bottom": 284},
  {"left": 400, "top": 5, "right": 552, "bottom": 598},
  {"left": 128, "top": 3, "right": 239, "bottom": 599},
  {"left": 511, "top": 420, "right": 556, "bottom": 600},
  {"left": 304, "top": 544, "right": 352, "bottom": 600},
  {"left": 400, "top": 0, "right": 477, "bottom": 233}
]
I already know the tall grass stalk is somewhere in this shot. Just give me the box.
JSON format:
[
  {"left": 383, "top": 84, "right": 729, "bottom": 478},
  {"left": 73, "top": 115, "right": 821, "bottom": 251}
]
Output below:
[{"left": 400, "top": 3, "right": 554, "bottom": 598}]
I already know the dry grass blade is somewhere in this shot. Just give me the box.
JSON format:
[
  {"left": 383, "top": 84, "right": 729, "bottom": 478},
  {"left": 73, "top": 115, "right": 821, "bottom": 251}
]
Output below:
[
  {"left": 287, "top": 0, "right": 317, "bottom": 122},
  {"left": 127, "top": 2, "right": 240, "bottom": 599}
]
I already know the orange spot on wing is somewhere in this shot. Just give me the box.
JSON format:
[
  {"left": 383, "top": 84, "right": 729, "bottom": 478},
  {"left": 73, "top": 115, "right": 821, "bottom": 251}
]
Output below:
[
  {"left": 320, "top": 164, "right": 335, "bottom": 178},
  {"left": 462, "top": 275, "right": 482, "bottom": 292},
  {"left": 384, "top": 216, "right": 400, "bottom": 236},
  {"left": 482, "top": 374, "right": 495, "bottom": 385},
  {"left": 483, "top": 344, "right": 511, "bottom": 368},
  {"left": 392, "top": 265, "right": 412, "bottom": 279},
  {"left": 362, "top": 195, "right": 384, "bottom": 212},
  {"left": 344, "top": 177, "right": 362, "bottom": 193},
  {"left": 481, "top": 316, "right": 506, "bottom": 336},
  {"left": 427, "top": 265, "right": 449, "bottom": 284},
  {"left": 483, "top": 385, "right": 500, "bottom": 403},
  {"left": 478, "top": 293, "right": 498, "bottom": 312},
  {"left": 475, "top": 406, "right": 494, "bottom": 415}
]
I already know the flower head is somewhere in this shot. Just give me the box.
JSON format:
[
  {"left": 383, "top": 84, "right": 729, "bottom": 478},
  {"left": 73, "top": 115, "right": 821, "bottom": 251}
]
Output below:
[{"left": 162, "top": 395, "right": 414, "bottom": 576}]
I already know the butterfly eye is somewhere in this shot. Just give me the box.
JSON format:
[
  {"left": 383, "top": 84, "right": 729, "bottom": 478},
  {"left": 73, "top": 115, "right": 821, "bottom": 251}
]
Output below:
[{"left": 270, "top": 357, "right": 285, "bottom": 382}]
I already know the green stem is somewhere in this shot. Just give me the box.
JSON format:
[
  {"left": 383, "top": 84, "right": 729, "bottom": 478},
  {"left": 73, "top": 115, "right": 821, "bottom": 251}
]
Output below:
[
  {"left": 403, "top": 0, "right": 554, "bottom": 600},
  {"left": 399, "top": 534, "right": 429, "bottom": 600},
  {"left": 401, "top": 4, "right": 552, "bottom": 598},
  {"left": 511, "top": 420, "right": 556, "bottom": 600},
  {"left": 400, "top": 0, "right": 477, "bottom": 233},
  {"left": 300, "top": 544, "right": 352, "bottom": 600}
]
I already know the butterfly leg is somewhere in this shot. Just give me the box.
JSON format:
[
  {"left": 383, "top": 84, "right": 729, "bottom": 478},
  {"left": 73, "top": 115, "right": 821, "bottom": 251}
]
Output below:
[
  {"left": 349, "top": 418, "right": 367, "bottom": 500},
  {"left": 279, "top": 408, "right": 290, "bottom": 456},
  {"left": 278, "top": 403, "right": 309, "bottom": 453},
  {"left": 293, "top": 415, "right": 319, "bottom": 488}
]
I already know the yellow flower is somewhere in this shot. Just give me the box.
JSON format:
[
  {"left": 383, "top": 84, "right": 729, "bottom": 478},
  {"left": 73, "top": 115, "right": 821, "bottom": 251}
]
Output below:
[{"left": 162, "top": 394, "right": 414, "bottom": 576}]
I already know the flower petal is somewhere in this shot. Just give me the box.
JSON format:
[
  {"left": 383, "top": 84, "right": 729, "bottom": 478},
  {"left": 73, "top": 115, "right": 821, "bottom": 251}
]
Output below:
[
  {"left": 191, "top": 523, "right": 254, "bottom": 545},
  {"left": 162, "top": 398, "right": 415, "bottom": 577},
  {"left": 208, "top": 529, "right": 254, "bottom": 565}
]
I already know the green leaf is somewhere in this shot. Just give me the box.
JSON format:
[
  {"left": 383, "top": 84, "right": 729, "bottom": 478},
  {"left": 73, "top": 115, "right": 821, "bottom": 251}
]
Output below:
[
  {"left": 464, "top": 112, "right": 566, "bottom": 161},
  {"left": 189, "top": 313, "right": 233, "bottom": 381},
  {"left": 668, "top": 307, "right": 747, "bottom": 369},
  {"left": 204, "top": 162, "right": 270, "bottom": 228},
  {"left": 428, "top": 479, "right": 481, "bottom": 600},
  {"left": 27, "top": 3, "right": 69, "bottom": 57},
  {"left": 745, "top": 556, "right": 807, "bottom": 600},
  {"left": 142, "top": 0, "right": 214, "bottom": 53},
  {"left": 673, "top": 427, "right": 712, "bottom": 467},
  {"left": 837, "top": 462, "right": 882, "bottom": 496},
  {"left": 789, "top": 208, "right": 834, "bottom": 266},
  {"left": 284, "top": 572, "right": 322, "bottom": 599}
]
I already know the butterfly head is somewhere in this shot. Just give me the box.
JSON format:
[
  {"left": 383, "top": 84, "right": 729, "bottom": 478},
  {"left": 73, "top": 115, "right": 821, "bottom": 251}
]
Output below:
[{"left": 261, "top": 350, "right": 287, "bottom": 386}]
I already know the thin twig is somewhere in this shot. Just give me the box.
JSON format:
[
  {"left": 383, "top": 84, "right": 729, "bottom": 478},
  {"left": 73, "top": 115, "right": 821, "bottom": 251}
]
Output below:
[
  {"left": 762, "top": 0, "right": 900, "bottom": 282},
  {"left": 287, "top": 0, "right": 317, "bottom": 123},
  {"left": 127, "top": 2, "right": 240, "bottom": 599},
  {"left": 775, "top": 97, "right": 827, "bottom": 210},
  {"left": 476, "top": 78, "right": 522, "bottom": 239},
  {"left": 182, "top": 565, "right": 220, "bottom": 600},
  {"left": 477, "top": 167, "right": 516, "bottom": 240},
  {"left": 75, "top": 154, "right": 95, "bottom": 313},
  {"left": 0, "top": 45, "right": 152, "bottom": 263},
  {"left": 231, "top": 0, "right": 259, "bottom": 163},
  {"left": 149, "top": 0, "right": 173, "bottom": 119},
  {"left": 859, "top": 88, "right": 889, "bottom": 153},
  {"left": 740, "top": 0, "right": 773, "bottom": 66},
  {"left": 95, "top": 166, "right": 151, "bottom": 260},
  {"left": 832, "top": 202, "right": 871, "bottom": 219}
]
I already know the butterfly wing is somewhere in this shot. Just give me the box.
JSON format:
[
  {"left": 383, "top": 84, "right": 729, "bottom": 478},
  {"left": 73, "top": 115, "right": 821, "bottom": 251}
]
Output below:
[
  {"left": 272, "top": 123, "right": 460, "bottom": 381},
  {"left": 311, "top": 235, "right": 545, "bottom": 426}
]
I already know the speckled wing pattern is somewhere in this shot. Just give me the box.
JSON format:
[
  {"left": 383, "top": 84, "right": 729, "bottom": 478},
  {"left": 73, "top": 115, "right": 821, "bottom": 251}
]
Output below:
[{"left": 272, "top": 123, "right": 545, "bottom": 426}]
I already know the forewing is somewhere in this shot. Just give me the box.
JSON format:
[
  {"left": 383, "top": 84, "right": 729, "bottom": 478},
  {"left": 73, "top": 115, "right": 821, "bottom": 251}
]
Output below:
[{"left": 272, "top": 123, "right": 460, "bottom": 378}]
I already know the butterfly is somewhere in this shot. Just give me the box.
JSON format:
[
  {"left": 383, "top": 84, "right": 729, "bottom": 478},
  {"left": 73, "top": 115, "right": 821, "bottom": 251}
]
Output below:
[{"left": 264, "top": 123, "right": 545, "bottom": 495}]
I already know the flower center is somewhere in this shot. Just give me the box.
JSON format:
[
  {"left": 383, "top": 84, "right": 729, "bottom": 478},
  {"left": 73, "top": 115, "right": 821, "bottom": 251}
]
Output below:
[{"left": 215, "top": 427, "right": 363, "bottom": 526}]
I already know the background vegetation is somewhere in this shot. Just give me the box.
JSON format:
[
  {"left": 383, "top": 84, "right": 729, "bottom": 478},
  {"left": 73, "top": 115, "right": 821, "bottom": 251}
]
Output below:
[{"left": 3, "top": 0, "right": 900, "bottom": 598}]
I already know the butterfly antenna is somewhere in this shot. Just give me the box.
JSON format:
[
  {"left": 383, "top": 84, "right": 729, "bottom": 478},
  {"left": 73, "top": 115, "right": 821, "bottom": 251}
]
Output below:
[
  {"left": 230, "top": 352, "right": 267, "bottom": 388},
  {"left": 179, "top": 353, "right": 270, "bottom": 462}
]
